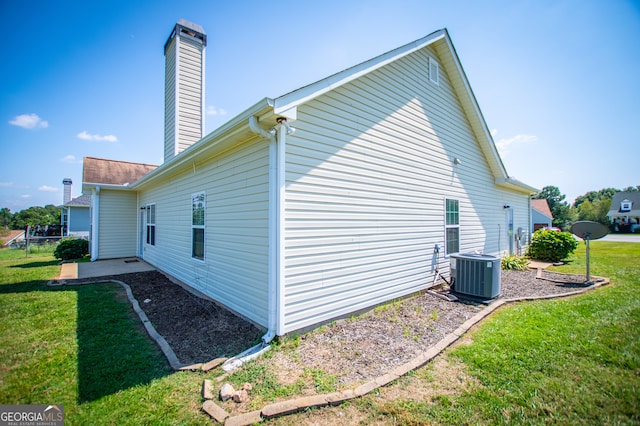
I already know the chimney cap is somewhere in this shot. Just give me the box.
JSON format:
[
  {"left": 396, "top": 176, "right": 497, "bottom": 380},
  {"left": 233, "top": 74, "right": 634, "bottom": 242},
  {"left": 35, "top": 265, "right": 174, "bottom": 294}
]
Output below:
[{"left": 165, "top": 19, "right": 206, "bottom": 52}]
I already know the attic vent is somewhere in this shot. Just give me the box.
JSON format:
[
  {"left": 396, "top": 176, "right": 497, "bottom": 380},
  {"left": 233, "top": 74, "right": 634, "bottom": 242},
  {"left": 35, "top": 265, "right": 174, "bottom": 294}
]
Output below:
[
  {"left": 429, "top": 57, "right": 439, "bottom": 85},
  {"left": 620, "top": 200, "right": 632, "bottom": 212}
]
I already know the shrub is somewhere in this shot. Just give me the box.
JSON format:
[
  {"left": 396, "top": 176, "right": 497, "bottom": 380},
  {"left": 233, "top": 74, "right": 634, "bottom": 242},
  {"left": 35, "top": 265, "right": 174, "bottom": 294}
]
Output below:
[
  {"left": 54, "top": 238, "right": 89, "bottom": 261},
  {"left": 501, "top": 254, "right": 530, "bottom": 271},
  {"left": 526, "top": 229, "right": 578, "bottom": 262}
]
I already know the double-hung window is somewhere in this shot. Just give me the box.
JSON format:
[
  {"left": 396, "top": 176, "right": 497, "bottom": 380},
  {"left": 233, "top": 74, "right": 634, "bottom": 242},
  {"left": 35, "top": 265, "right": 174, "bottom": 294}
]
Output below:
[
  {"left": 192, "top": 192, "right": 205, "bottom": 260},
  {"left": 146, "top": 204, "right": 156, "bottom": 246},
  {"left": 445, "top": 198, "right": 459, "bottom": 255}
]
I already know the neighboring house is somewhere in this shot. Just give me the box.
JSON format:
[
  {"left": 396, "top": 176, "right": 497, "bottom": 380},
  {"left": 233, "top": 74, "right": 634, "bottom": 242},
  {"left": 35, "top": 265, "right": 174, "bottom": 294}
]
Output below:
[
  {"left": 531, "top": 199, "right": 553, "bottom": 231},
  {"left": 83, "top": 21, "right": 537, "bottom": 337},
  {"left": 62, "top": 194, "right": 92, "bottom": 238},
  {"left": 82, "top": 156, "right": 158, "bottom": 258},
  {"left": 1, "top": 230, "right": 25, "bottom": 248},
  {"left": 607, "top": 191, "right": 640, "bottom": 233}
]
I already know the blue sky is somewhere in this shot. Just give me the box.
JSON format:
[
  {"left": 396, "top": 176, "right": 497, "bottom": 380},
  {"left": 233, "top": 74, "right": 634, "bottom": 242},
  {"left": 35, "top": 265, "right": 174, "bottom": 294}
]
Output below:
[{"left": 1, "top": 0, "right": 638, "bottom": 211}]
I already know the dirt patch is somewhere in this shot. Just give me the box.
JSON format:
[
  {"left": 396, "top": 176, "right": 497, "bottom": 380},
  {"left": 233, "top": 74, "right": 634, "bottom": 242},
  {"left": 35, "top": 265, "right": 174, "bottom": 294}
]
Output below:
[
  {"left": 74, "top": 271, "right": 264, "bottom": 365},
  {"left": 70, "top": 267, "right": 594, "bottom": 374}
]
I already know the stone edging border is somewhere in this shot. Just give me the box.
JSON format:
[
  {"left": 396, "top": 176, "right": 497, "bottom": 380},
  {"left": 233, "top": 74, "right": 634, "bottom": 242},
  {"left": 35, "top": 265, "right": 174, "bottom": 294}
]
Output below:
[
  {"left": 47, "top": 278, "right": 193, "bottom": 370},
  {"left": 47, "top": 272, "right": 610, "bottom": 425},
  {"left": 202, "top": 273, "right": 610, "bottom": 426}
]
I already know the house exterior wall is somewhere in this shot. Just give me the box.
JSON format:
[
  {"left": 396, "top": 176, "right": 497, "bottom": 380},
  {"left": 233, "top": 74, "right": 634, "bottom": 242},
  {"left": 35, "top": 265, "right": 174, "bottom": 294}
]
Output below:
[
  {"left": 97, "top": 190, "right": 138, "bottom": 258},
  {"left": 282, "top": 46, "right": 530, "bottom": 332},
  {"left": 68, "top": 206, "right": 90, "bottom": 237},
  {"left": 532, "top": 209, "right": 552, "bottom": 230},
  {"left": 138, "top": 138, "right": 270, "bottom": 328}
]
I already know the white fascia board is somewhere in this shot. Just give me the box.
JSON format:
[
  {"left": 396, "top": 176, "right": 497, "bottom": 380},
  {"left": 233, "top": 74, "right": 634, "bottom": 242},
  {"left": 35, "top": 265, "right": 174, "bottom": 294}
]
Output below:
[
  {"left": 273, "top": 30, "right": 447, "bottom": 115},
  {"left": 131, "top": 97, "right": 275, "bottom": 190},
  {"left": 495, "top": 177, "right": 539, "bottom": 194},
  {"left": 82, "top": 182, "right": 132, "bottom": 192}
]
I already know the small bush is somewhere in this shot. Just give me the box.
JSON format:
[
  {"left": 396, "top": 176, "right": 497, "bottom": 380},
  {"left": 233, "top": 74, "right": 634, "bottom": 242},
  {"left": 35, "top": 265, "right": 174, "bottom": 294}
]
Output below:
[
  {"left": 54, "top": 238, "right": 89, "bottom": 261},
  {"left": 526, "top": 229, "right": 578, "bottom": 262},
  {"left": 501, "top": 254, "right": 530, "bottom": 271}
]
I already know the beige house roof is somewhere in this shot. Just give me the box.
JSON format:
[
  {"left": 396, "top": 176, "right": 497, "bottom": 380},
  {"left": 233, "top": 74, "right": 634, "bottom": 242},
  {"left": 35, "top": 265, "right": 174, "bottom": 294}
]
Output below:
[
  {"left": 532, "top": 199, "right": 553, "bottom": 219},
  {"left": 83, "top": 157, "right": 157, "bottom": 186}
]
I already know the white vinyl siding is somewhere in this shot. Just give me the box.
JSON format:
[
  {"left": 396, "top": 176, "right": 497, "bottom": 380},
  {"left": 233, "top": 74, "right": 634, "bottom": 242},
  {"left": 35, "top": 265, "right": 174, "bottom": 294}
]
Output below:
[
  {"left": 139, "top": 138, "right": 270, "bottom": 327},
  {"left": 97, "top": 190, "right": 138, "bottom": 259},
  {"left": 164, "top": 31, "right": 204, "bottom": 162},
  {"left": 282, "top": 46, "right": 530, "bottom": 333}
]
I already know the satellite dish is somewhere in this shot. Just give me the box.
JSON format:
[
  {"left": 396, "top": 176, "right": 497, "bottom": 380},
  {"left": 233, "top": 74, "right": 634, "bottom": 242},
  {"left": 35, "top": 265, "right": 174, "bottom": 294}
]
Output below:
[
  {"left": 570, "top": 221, "right": 609, "bottom": 284},
  {"left": 570, "top": 221, "right": 609, "bottom": 240}
]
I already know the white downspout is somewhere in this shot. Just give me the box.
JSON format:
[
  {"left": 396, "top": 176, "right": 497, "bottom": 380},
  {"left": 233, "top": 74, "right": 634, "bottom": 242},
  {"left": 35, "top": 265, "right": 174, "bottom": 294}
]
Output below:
[
  {"left": 249, "top": 116, "right": 278, "bottom": 343},
  {"left": 90, "top": 186, "right": 100, "bottom": 261},
  {"left": 275, "top": 118, "right": 292, "bottom": 338}
]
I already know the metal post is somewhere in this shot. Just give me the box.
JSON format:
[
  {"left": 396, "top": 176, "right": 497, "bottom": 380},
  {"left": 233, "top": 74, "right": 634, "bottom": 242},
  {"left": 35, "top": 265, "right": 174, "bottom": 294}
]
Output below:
[{"left": 585, "top": 236, "right": 591, "bottom": 283}]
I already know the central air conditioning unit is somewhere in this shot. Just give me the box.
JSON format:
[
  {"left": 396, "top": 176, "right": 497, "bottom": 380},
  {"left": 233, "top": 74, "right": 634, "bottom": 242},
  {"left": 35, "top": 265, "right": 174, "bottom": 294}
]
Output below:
[{"left": 450, "top": 253, "right": 501, "bottom": 299}]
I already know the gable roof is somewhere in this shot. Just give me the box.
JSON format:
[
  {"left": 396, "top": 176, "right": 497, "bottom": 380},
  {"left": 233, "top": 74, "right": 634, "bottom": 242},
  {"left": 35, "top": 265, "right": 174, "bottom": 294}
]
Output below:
[
  {"left": 532, "top": 199, "right": 553, "bottom": 219},
  {"left": 64, "top": 194, "right": 91, "bottom": 207},
  {"left": 131, "top": 28, "right": 536, "bottom": 194},
  {"left": 83, "top": 157, "right": 158, "bottom": 187},
  {"left": 607, "top": 191, "right": 640, "bottom": 218},
  {"left": 1, "top": 230, "right": 25, "bottom": 247}
]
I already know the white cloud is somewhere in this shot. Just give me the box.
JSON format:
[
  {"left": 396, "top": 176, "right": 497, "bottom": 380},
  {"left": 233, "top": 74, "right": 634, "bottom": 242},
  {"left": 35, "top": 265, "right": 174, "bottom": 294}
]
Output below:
[
  {"left": 495, "top": 133, "right": 538, "bottom": 151},
  {"left": 9, "top": 113, "right": 49, "bottom": 129},
  {"left": 0, "top": 182, "right": 14, "bottom": 187},
  {"left": 21, "top": 194, "right": 31, "bottom": 199},
  {"left": 77, "top": 130, "right": 118, "bottom": 142},
  {"left": 60, "top": 154, "right": 82, "bottom": 164},
  {"left": 38, "top": 185, "right": 58, "bottom": 192},
  {"left": 206, "top": 105, "right": 228, "bottom": 116}
]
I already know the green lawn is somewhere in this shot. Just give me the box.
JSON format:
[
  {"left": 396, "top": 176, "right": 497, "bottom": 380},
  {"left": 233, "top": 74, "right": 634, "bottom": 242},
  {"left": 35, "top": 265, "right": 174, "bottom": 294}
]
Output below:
[
  {"left": 0, "top": 248, "right": 211, "bottom": 425},
  {"left": 364, "top": 241, "right": 640, "bottom": 425},
  {"left": 1, "top": 242, "right": 639, "bottom": 425}
]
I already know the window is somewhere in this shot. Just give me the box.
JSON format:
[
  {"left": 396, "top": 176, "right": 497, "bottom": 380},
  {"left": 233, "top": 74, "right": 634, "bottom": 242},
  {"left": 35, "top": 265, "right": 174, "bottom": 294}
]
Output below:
[
  {"left": 620, "top": 200, "right": 631, "bottom": 212},
  {"left": 192, "top": 192, "right": 205, "bottom": 260},
  {"left": 445, "top": 198, "right": 459, "bottom": 254},
  {"left": 146, "top": 204, "right": 156, "bottom": 246},
  {"left": 429, "top": 56, "right": 439, "bottom": 85}
]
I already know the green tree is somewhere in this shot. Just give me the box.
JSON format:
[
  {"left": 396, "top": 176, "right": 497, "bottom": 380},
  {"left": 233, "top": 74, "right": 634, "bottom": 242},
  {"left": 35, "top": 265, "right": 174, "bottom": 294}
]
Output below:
[
  {"left": 575, "top": 198, "right": 611, "bottom": 225},
  {"left": 0, "top": 207, "right": 12, "bottom": 230},
  {"left": 534, "top": 186, "right": 574, "bottom": 230},
  {"left": 10, "top": 205, "right": 60, "bottom": 229},
  {"left": 573, "top": 187, "right": 618, "bottom": 208}
]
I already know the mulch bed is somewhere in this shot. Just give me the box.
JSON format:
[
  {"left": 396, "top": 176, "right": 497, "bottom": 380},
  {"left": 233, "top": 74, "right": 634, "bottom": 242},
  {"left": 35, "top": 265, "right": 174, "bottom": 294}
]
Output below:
[{"left": 72, "top": 267, "right": 598, "bottom": 383}]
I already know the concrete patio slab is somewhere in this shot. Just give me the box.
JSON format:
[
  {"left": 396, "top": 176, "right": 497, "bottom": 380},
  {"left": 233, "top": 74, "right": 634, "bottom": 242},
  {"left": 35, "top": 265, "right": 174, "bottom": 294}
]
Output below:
[{"left": 59, "top": 258, "right": 156, "bottom": 280}]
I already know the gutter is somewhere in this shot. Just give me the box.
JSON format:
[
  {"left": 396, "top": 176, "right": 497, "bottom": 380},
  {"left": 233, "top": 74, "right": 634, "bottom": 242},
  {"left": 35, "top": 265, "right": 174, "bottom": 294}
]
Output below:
[{"left": 90, "top": 186, "right": 100, "bottom": 261}]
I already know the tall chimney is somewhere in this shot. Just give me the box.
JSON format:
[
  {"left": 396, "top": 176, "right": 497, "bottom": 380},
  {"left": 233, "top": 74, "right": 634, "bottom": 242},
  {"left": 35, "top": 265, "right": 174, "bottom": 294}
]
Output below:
[
  {"left": 164, "top": 19, "right": 207, "bottom": 163},
  {"left": 62, "top": 178, "right": 72, "bottom": 204}
]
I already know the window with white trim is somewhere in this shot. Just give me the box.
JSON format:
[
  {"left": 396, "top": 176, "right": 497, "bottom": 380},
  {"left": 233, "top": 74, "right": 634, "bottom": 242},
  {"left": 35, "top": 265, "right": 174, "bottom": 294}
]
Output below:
[
  {"left": 192, "top": 192, "right": 205, "bottom": 260},
  {"left": 429, "top": 56, "right": 439, "bottom": 85},
  {"left": 620, "top": 200, "right": 631, "bottom": 212},
  {"left": 445, "top": 198, "right": 459, "bottom": 255},
  {"left": 146, "top": 204, "right": 156, "bottom": 246}
]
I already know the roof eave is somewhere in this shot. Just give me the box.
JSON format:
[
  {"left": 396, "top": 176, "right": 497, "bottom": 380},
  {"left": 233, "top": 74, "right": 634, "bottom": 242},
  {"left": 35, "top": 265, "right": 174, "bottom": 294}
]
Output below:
[
  {"left": 273, "top": 29, "right": 447, "bottom": 116},
  {"left": 130, "top": 98, "right": 276, "bottom": 190},
  {"left": 495, "top": 177, "right": 538, "bottom": 194}
]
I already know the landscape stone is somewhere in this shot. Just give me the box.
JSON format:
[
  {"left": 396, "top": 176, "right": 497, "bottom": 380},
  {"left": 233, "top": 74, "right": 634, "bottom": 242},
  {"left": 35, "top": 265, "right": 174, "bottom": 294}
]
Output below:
[
  {"left": 202, "top": 400, "right": 228, "bottom": 423},
  {"left": 201, "top": 357, "right": 228, "bottom": 371},
  {"left": 224, "top": 410, "right": 262, "bottom": 426},
  {"left": 202, "top": 379, "right": 215, "bottom": 400},
  {"left": 232, "top": 389, "right": 249, "bottom": 403},
  {"left": 220, "top": 383, "right": 235, "bottom": 401}
]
